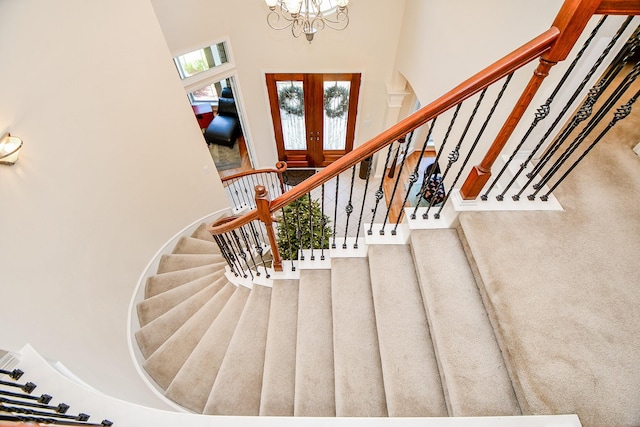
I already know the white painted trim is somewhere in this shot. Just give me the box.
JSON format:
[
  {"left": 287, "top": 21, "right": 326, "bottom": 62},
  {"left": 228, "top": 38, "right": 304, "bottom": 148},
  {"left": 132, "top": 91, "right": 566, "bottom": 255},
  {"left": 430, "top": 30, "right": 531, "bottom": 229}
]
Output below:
[{"left": 386, "top": 82, "right": 410, "bottom": 108}]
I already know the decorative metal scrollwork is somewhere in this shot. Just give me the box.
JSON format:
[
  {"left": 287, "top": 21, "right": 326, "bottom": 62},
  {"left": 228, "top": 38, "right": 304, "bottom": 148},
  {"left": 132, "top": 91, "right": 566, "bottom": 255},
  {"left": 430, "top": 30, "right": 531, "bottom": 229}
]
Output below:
[{"left": 448, "top": 150, "right": 459, "bottom": 163}]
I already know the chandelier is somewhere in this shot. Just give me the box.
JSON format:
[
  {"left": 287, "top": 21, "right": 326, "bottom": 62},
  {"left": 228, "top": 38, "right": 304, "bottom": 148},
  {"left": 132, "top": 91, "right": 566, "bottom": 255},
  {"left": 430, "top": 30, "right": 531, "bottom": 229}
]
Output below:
[{"left": 264, "top": 0, "right": 350, "bottom": 43}]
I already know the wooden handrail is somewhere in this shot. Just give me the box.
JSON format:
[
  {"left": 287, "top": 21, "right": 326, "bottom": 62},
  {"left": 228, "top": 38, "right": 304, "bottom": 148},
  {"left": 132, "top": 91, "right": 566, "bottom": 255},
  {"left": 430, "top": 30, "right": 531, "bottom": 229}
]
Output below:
[
  {"left": 208, "top": 28, "right": 558, "bottom": 237},
  {"left": 221, "top": 161, "right": 287, "bottom": 183},
  {"left": 208, "top": 209, "right": 260, "bottom": 235},
  {"left": 268, "top": 27, "right": 560, "bottom": 213},
  {"left": 459, "top": 0, "right": 633, "bottom": 199},
  {"left": 596, "top": 0, "right": 640, "bottom": 16}
]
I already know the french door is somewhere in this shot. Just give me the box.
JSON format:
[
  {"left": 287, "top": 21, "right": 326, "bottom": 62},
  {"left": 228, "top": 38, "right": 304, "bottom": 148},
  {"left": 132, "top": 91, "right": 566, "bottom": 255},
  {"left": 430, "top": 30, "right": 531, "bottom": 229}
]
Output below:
[{"left": 266, "top": 73, "right": 361, "bottom": 168}]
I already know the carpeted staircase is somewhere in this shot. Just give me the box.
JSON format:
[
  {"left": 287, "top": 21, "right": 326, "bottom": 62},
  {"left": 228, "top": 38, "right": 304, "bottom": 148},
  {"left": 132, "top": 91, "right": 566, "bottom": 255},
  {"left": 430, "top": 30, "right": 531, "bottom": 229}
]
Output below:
[{"left": 134, "top": 223, "right": 522, "bottom": 417}]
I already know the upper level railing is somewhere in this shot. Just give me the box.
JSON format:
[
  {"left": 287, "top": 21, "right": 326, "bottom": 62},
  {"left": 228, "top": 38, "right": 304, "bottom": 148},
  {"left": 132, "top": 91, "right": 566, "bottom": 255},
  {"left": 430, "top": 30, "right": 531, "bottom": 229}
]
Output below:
[
  {"left": 221, "top": 161, "right": 287, "bottom": 213},
  {"left": 210, "top": 0, "right": 640, "bottom": 277},
  {"left": 0, "top": 366, "right": 113, "bottom": 427}
]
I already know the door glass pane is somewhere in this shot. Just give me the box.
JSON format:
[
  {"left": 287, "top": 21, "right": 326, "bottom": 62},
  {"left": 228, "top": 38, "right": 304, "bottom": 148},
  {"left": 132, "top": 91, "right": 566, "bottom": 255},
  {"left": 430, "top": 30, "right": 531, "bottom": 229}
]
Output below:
[
  {"left": 323, "top": 80, "right": 350, "bottom": 150},
  {"left": 276, "top": 81, "right": 307, "bottom": 150}
]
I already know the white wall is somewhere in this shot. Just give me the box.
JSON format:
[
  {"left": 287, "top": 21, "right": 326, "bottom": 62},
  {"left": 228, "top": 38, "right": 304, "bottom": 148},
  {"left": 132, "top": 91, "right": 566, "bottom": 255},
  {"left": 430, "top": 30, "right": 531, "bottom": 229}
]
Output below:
[
  {"left": 0, "top": 0, "right": 229, "bottom": 408},
  {"left": 150, "top": 0, "right": 408, "bottom": 168},
  {"left": 395, "top": 0, "right": 565, "bottom": 106}
]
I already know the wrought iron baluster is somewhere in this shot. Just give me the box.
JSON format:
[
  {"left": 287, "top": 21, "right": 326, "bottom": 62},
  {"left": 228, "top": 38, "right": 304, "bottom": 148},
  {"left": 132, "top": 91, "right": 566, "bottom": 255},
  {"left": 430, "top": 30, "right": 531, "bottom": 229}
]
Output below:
[
  {"left": 249, "top": 222, "right": 270, "bottom": 278},
  {"left": 213, "top": 234, "right": 239, "bottom": 277},
  {"left": 239, "top": 226, "right": 260, "bottom": 276},
  {"left": 320, "top": 183, "right": 326, "bottom": 260},
  {"left": 387, "top": 140, "right": 403, "bottom": 179},
  {"left": 422, "top": 88, "right": 487, "bottom": 219},
  {"left": 354, "top": 155, "right": 374, "bottom": 247},
  {"left": 280, "top": 207, "right": 296, "bottom": 271},
  {"left": 381, "top": 135, "right": 411, "bottom": 235},
  {"left": 369, "top": 143, "right": 395, "bottom": 234},
  {"left": 223, "top": 231, "right": 243, "bottom": 278},
  {"left": 0, "top": 369, "right": 23, "bottom": 381},
  {"left": 268, "top": 173, "right": 278, "bottom": 198},
  {"left": 231, "top": 230, "right": 252, "bottom": 279},
  {"left": 0, "top": 412, "right": 112, "bottom": 427},
  {"left": 0, "top": 404, "right": 89, "bottom": 423},
  {"left": 531, "top": 64, "right": 640, "bottom": 199},
  {"left": 342, "top": 166, "right": 357, "bottom": 247},
  {"left": 296, "top": 200, "right": 303, "bottom": 260},
  {"left": 0, "top": 390, "right": 51, "bottom": 405},
  {"left": 332, "top": 175, "right": 340, "bottom": 248},
  {"left": 414, "top": 104, "right": 461, "bottom": 219},
  {"left": 308, "top": 192, "right": 315, "bottom": 260},
  {"left": 251, "top": 175, "right": 261, "bottom": 205},
  {"left": 437, "top": 74, "right": 513, "bottom": 216},
  {"left": 0, "top": 380, "right": 36, "bottom": 394},
  {"left": 510, "top": 17, "right": 634, "bottom": 200},
  {"left": 395, "top": 120, "right": 436, "bottom": 229},
  {"left": 421, "top": 102, "right": 463, "bottom": 219},
  {"left": 531, "top": 47, "right": 640, "bottom": 194},
  {"left": 0, "top": 397, "right": 69, "bottom": 414},
  {"left": 226, "top": 179, "right": 241, "bottom": 211},
  {"left": 242, "top": 178, "right": 252, "bottom": 209},
  {"left": 487, "top": 17, "right": 608, "bottom": 201},
  {"left": 541, "top": 88, "right": 640, "bottom": 200}
]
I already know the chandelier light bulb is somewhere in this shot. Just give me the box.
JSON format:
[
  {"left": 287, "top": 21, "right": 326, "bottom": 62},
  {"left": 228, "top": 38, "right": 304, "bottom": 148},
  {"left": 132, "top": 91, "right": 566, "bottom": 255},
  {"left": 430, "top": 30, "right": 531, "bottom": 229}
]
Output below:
[
  {"left": 283, "top": 0, "right": 303, "bottom": 13},
  {"left": 265, "top": 0, "right": 350, "bottom": 43}
]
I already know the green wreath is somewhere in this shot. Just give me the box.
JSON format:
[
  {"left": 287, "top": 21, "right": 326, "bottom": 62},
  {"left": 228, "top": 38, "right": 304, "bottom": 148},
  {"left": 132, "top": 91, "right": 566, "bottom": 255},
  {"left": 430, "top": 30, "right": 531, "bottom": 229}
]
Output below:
[
  {"left": 278, "top": 85, "right": 304, "bottom": 116},
  {"left": 324, "top": 85, "right": 349, "bottom": 118}
]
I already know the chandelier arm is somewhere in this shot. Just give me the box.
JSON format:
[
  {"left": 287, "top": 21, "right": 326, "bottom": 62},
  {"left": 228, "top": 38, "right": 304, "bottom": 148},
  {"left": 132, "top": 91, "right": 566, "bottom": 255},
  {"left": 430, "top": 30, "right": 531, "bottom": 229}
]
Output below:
[
  {"left": 314, "top": 10, "right": 348, "bottom": 31},
  {"left": 266, "top": 8, "right": 298, "bottom": 31},
  {"left": 265, "top": 1, "right": 350, "bottom": 41}
]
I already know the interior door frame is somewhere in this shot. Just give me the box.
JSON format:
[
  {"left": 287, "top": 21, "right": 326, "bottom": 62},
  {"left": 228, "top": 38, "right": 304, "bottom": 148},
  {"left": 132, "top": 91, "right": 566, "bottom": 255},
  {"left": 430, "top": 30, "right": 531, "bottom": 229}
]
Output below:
[{"left": 266, "top": 72, "right": 361, "bottom": 168}]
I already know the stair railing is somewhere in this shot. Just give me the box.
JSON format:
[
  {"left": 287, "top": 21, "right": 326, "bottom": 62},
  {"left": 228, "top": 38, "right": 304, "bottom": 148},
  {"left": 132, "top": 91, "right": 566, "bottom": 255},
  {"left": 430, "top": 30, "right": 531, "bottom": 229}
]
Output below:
[
  {"left": 221, "top": 161, "right": 287, "bottom": 213},
  {"left": 0, "top": 367, "right": 113, "bottom": 427},
  {"left": 209, "top": 27, "right": 559, "bottom": 274},
  {"left": 209, "top": 0, "right": 640, "bottom": 277}
]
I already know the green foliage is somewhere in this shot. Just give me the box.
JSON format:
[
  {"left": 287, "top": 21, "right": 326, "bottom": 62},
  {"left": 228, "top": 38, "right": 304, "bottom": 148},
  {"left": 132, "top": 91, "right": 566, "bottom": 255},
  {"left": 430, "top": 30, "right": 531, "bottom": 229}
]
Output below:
[
  {"left": 183, "top": 58, "right": 206, "bottom": 75},
  {"left": 275, "top": 197, "right": 333, "bottom": 260}
]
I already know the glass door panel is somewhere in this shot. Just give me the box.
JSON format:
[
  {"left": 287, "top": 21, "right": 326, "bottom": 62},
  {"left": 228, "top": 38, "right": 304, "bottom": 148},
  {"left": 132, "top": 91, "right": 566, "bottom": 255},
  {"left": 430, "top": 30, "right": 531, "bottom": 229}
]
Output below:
[
  {"left": 276, "top": 81, "right": 308, "bottom": 151},
  {"left": 323, "top": 80, "right": 351, "bottom": 151}
]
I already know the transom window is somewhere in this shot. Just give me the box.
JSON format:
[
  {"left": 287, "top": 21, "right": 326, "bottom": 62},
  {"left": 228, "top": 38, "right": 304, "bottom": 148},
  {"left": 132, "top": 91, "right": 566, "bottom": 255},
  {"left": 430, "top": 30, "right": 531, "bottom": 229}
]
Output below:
[{"left": 174, "top": 41, "right": 228, "bottom": 80}]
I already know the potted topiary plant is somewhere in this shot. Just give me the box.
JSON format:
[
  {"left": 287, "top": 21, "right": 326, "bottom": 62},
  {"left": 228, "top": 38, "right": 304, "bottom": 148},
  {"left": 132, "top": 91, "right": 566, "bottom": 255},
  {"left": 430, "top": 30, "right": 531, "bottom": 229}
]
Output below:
[{"left": 275, "top": 196, "right": 333, "bottom": 260}]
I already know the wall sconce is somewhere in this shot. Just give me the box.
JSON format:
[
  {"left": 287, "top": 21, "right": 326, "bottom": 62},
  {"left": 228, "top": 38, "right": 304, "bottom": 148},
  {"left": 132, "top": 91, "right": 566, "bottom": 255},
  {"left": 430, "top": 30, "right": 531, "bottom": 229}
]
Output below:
[{"left": 0, "top": 132, "right": 23, "bottom": 166}]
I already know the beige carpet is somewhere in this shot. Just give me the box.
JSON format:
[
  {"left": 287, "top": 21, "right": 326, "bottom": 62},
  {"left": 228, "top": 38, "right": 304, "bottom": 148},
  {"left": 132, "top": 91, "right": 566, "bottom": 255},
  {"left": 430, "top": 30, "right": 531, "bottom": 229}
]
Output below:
[{"left": 457, "top": 84, "right": 640, "bottom": 426}]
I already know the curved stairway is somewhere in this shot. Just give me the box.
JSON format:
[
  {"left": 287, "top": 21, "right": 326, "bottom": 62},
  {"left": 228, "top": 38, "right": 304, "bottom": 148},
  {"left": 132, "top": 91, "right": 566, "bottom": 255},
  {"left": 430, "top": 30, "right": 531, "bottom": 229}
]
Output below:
[{"left": 134, "top": 223, "right": 521, "bottom": 417}]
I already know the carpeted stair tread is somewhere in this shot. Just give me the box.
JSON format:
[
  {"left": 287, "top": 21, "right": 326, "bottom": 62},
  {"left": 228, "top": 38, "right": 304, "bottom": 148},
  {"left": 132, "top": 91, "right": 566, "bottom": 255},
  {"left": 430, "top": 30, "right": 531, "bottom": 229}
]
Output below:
[
  {"left": 410, "top": 229, "right": 521, "bottom": 417},
  {"left": 259, "top": 279, "right": 299, "bottom": 416},
  {"left": 135, "top": 277, "right": 228, "bottom": 358},
  {"left": 191, "top": 223, "right": 215, "bottom": 242},
  {"left": 331, "top": 257, "right": 387, "bottom": 417},
  {"left": 145, "top": 264, "right": 221, "bottom": 298},
  {"left": 137, "top": 271, "right": 225, "bottom": 326},
  {"left": 368, "top": 244, "right": 447, "bottom": 417},
  {"left": 142, "top": 282, "right": 236, "bottom": 390},
  {"left": 294, "top": 269, "right": 335, "bottom": 416},
  {"left": 165, "top": 285, "right": 251, "bottom": 413},
  {"left": 172, "top": 236, "right": 220, "bottom": 255},
  {"left": 156, "top": 253, "right": 224, "bottom": 274},
  {"left": 204, "top": 284, "right": 272, "bottom": 415}
]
